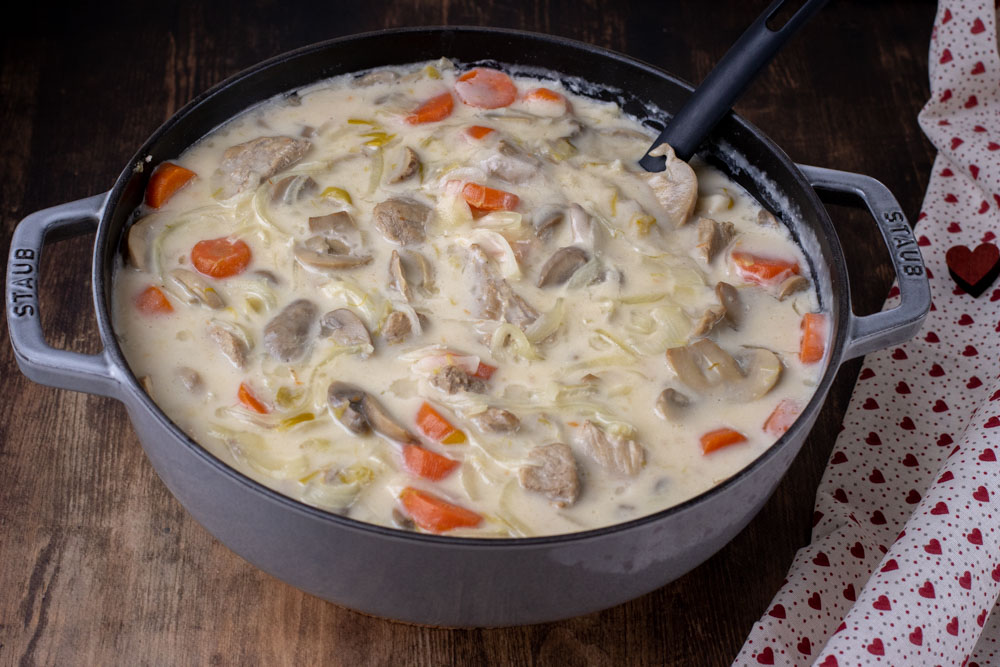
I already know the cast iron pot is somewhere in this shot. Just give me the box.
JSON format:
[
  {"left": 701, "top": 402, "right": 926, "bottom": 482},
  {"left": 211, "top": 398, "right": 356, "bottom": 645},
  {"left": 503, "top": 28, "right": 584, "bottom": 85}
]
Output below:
[{"left": 6, "top": 27, "right": 930, "bottom": 627}]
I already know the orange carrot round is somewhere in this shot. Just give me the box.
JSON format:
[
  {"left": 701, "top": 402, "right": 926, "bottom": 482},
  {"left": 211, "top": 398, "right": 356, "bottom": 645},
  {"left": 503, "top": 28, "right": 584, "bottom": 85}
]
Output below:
[
  {"left": 799, "top": 313, "right": 827, "bottom": 364},
  {"left": 461, "top": 182, "right": 519, "bottom": 211},
  {"left": 405, "top": 92, "right": 454, "bottom": 124},
  {"left": 416, "top": 402, "right": 466, "bottom": 444},
  {"left": 731, "top": 251, "right": 799, "bottom": 286},
  {"left": 134, "top": 285, "right": 173, "bottom": 315},
  {"left": 403, "top": 444, "right": 460, "bottom": 481},
  {"left": 700, "top": 428, "right": 747, "bottom": 454},
  {"left": 145, "top": 163, "right": 197, "bottom": 208},
  {"left": 763, "top": 399, "right": 801, "bottom": 437},
  {"left": 472, "top": 362, "right": 497, "bottom": 381},
  {"left": 455, "top": 68, "right": 517, "bottom": 109},
  {"left": 524, "top": 87, "right": 565, "bottom": 103},
  {"left": 399, "top": 487, "right": 482, "bottom": 533},
  {"left": 191, "top": 237, "right": 252, "bottom": 278},
  {"left": 465, "top": 125, "right": 496, "bottom": 140},
  {"left": 237, "top": 382, "right": 269, "bottom": 414}
]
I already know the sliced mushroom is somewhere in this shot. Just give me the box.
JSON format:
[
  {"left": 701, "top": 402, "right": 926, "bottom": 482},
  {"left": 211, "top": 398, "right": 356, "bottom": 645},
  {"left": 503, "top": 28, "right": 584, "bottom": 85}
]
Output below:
[
  {"left": 578, "top": 420, "right": 645, "bottom": 477},
  {"left": 320, "top": 308, "right": 372, "bottom": 352},
  {"left": 304, "top": 235, "right": 352, "bottom": 256},
  {"left": 387, "top": 146, "right": 421, "bottom": 184},
  {"left": 220, "top": 136, "right": 311, "bottom": 197},
  {"left": 126, "top": 216, "right": 157, "bottom": 271},
  {"left": 327, "top": 382, "right": 371, "bottom": 435},
  {"left": 294, "top": 244, "right": 372, "bottom": 270},
  {"left": 352, "top": 69, "right": 400, "bottom": 87},
  {"left": 382, "top": 311, "right": 412, "bottom": 345},
  {"left": 471, "top": 407, "right": 520, "bottom": 433},
  {"left": 691, "top": 304, "right": 726, "bottom": 338},
  {"left": 715, "top": 282, "right": 744, "bottom": 329},
  {"left": 263, "top": 299, "right": 317, "bottom": 363},
  {"left": 372, "top": 197, "right": 430, "bottom": 246},
  {"left": 694, "top": 217, "right": 736, "bottom": 263},
  {"left": 519, "top": 443, "right": 580, "bottom": 507},
  {"left": 644, "top": 143, "right": 697, "bottom": 226},
  {"left": 777, "top": 275, "right": 810, "bottom": 301},
  {"left": 532, "top": 206, "right": 565, "bottom": 238},
  {"left": 537, "top": 247, "right": 588, "bottom": 288},
  {"left": 168, "top": 268, "right": 225, "bottom": 309},
  {"left": 208, "top": 320, "right": 251, "bottom": 369},
  {"left": 271, "top": 175, "right": 318, "bottom": 204},
  {"left": 654, "top": 388, "right": 689, "bottom": 421},
  {"left": 360, "top": 393, "right": 418, "bottom": 444},
  {"left": 429, "top": 365, "right": 486, "bottom": 395},
  {"left": 388, "top": 250, "right": 412, "bottom": 302},
  {"left": 483, "top": 140, "right": 540, "bottom": 183},
  {"left": 308, "top": 211, "right": 356, "bottom": 238},
  {"left": 757, "top": 209, "right": 779, "bottom": 227},
  {"left": 666, "top": 339, "right": 782, "bottom": 402},
  {"left": 466, "top": 244, "right": 539, "bottom": 329},
  {"left": 411, "top": 251, "right": 436, "bottom": 294}
]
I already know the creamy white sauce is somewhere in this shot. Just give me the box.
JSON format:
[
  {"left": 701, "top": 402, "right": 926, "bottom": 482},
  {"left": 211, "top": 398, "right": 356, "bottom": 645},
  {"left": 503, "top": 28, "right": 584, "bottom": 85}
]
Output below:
[{"left": 112, "top": 59, "right": 824, "bottom": 537}]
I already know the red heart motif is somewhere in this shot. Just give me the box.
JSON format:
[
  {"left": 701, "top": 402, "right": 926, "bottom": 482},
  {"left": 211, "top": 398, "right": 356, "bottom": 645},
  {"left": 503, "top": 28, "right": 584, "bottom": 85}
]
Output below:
[
  {"left": 865, "top": 432, "right": 881, "bottom": 446},
  {"left": 945, "top": 194, "right": 959, "bottom": 204},
  {"left": 896, "top": 381, "right": 911, "bottom": 394},
  {"left": 970, "top": 166, "right": 981, "bottom": 181},
  {"left": 881, "top": 558, "right": 899, "bottom": 572},
  {"left": 756, "top": 647, "right": 774, "bottom": 665},
  {"left": 835, "top": 622, "right": 847, "bottom": 634},
  {"left": 971, "top": 61, "right": 986, "bottom": 74},
  {"left": 859, "top": 368, "right": 875, "bottom": 380},
  {"left": 906, "top": 490, "right": 922, "bottom": 504},
  {"left": 891, "top": 348, "right": 908, "bottom": 360},
  {"left": 831, "top": 451, "right": 848, "bottom": 464},
  {"left": 843, "top": 583, "right": 856, "bottom": 601},
  {"left": 925, "top": 539, "right": 942, "bottom": 555},
  {"left": 873, "top": 595, "right": 891, "bottom": 610},
  {"left": 930, "top": 502, "right": 949, "bottom": 515},
  {"left": 903, "top": 454, "right": 918, "bottom": 467},
  {"left": 937, "top": 434, "right": 954, "bottom": 447},
  {"left": 926, "top": 331, "right": 941, "bottom": 342},
  {"left": 909, "top": 626, "right": 923, "bottom": 645},
  {"left": 768, "top": 604, "right": 785, "bottom": 619},
  {"left": 871, "top": 510, "right": 887, "bottom": 525},
  {"left": 888, "top": 285, "right": 901, "bottom": 298},
  {"left": 947, "top": 243, "right": 1000, "bottom": 297},
  {"left": 797, "top": 637, "right": 811, "bottom": 655},
  {"left": 928, "top": 363, "right": 945, "bottom": 376},
  {"left": 918, "top": 581, "right": 936, "bottom": 598},
  {"left": 981, "top": 448, "right": 997, "bottom": 461},
  {"left": 870, "top": 469, "right": 886, "bottom": 484},
  {"left": 818, "top": 657, "right": 838, "bottom": 667},
  {"left": 958, "top": 314, "right": 975, "bottom": 325},
  {"left": 968, "top": 528, "right": 983, "bottom": 545},
  {"left": 985, "top": 416, "right": 1000, "bottom": 428},
  {"left": 933, "top": 400, "right": 949, "bottom": 412},
  {"left": 978, "top": 609, "right": 988, "bottom": 627},
  {"left": 941, "top": 49, "right": 954, "bottom": 64},
  {"left": 986, "top": 232, "right": 998, "bottom": 242},
  {"left": 946, "top": 223, "right": 961, "bottom": 234},
  {"left": 918, "top": 235, "right": 931, "bottom": 246},
  {"left": 867, "top": 638, "right": 884, "bottom": 656},
  {"left": 850, "top": 542, "right": 865, "bottom": 559},
  {"left": 863, "top": 398, "right": 879, "bottom": 410},
  {"left": 980, "top": 200, "right": 991, "bottom": 213},
  {"left": 959, "top": 571, "right": 972, "bottom": 589},
  {"left": 965, "top": 95, "right": 979, "bottom": 109},
  {"left": 813, "top": 552, "right": 830, "bottom": 566},
  {"left": 813, "top": 511, "right": 824, "bottom": 526},
  {"left": 992, "top": 390, "right": 1000, "bottom": 401},
  {"left": 971, "top": 17, "right": 986, "bottom": 33},
  {"left": 990, "top": 142, "right": 1000, "bottom": 152},
  {"left": 950, "top": 445, "right": 961, "bottom": 457},
  {"left": 968, "top": 376, "right": 983, "bottom": 389},
  {"left": 992, "top": 565, "right": 1000, "bottom": 582},
  {"left": 807, "top": 592, "right": 821, "bottom": 610},
  {"left": 963, "top": 345, "right": 978, "bottom": 356},
  {"left": 941, "top": 167, "right": 955, "bottom": 176},
  {"left": 974, "top": 486, "right": 990, "bottom": 502},
  {"left": 938, "top": 470, "right": 955, "bottom": 483},
  {"left": 899, "top": 417, "right": 916, "bottom": 431},
  {"left": 947, "top": 617, "right": 959, "bottom": 635},
  {"left": 942, "top": 8, "right": 952, "bottom": 23},
  {"left": 897, "top": 529, "right": 906, "bottom": 542},
  {"left": 833, "top": 488, "right": 848, "bottom": 503}
]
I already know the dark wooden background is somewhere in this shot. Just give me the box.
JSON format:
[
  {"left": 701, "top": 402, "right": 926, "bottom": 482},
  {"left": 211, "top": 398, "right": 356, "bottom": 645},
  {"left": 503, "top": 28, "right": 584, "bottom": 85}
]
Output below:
[{"left": 1, "top": 1, "right": 937, "bottom": 665}]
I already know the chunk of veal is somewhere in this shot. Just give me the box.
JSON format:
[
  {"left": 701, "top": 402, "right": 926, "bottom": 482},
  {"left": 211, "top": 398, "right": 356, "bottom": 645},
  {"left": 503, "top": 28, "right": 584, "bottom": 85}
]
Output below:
[
  {"left": 644, "top": 143, "right": 697, "bottom": 226},
  {"left": 263, "top": 299, "right": 317, "bottom": 362},
  {"left": 220, "top": 136, "right": 311, "bottom": 197},
  {"left": 372, "top": 197, "right": 430, "bottom": 245},
  {"left": 465, "top": 243, "right": 538, "bottom": 329},
  {"left": 519, "top": 443, "right": 580, "bottom": 507},
  {"left": 578, "top": 420, "right": 645, "bottom": 477}
]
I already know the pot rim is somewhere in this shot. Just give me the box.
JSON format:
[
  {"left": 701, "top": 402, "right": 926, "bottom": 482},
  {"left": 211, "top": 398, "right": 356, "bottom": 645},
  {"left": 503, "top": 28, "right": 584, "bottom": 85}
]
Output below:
[{"left": 93, "top": 25, "right": 848, "bottom": 549}]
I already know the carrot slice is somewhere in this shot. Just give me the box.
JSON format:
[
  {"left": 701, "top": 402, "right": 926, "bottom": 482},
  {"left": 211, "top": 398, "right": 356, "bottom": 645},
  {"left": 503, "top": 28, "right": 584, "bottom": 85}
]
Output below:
[
  {"left": 403, "top": 444, "right": 460, "bottom": 481},
  {"left": 524, "top": 87, "right": 565, "bottom": 104},
  {"left": 405, "top": 92, "right": 454, "bottom": 124},
  {"left": 416, "top": 402, "right": 466, "bottom": 444},
  {"left": 145, "top": 163, "right": 197, "bottom": 208},
  {"left": 763, "top": 399, "right": 801, "bottom": 437},
  {"left": 135, "top": 285, "right": 173, "bottom": 315},
  {"left": 399, "top": 487, "right": 482, "bottom": 533},
  {"left": 700, "top": 428, "right": 747, "bottom": 454},
  {"left": 238, "top": 382, "right": 269, "bottom": 414},
  {"left": 471, "top": 362, "right": 497, "bottom": 381},
  {"left": 465, "top": 125, "right": 496, "bottom": 140},
  {"left": 731, "top": 251, "right": 799, "bottom": 286},
  {"left": 461, "top": 182, "right": 519, "bottom": 211},
  {"left": 800, "top": 313, "right": 827, "bottom": 364},
  {"left": 455, "top": 68, "right": 517, "bottom": 109},
  {"left": 191, "top": 237, "right": 252, "bottom": 278}
]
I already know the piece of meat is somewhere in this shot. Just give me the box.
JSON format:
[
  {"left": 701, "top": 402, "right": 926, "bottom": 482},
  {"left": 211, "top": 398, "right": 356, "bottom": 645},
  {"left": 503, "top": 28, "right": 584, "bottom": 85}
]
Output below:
[
  {"left": 466, "top": 244, "right": 539, "bottom": 329},
  {"left": 519, "top": 443, "right": 580, "bottom": 507},
  {"left": 694, "top": 217, "right": 736, "bottom": 263},
  {"left": 429, "top": 365, "right": 486, "bottom": 394},
  {"left": 207, "top": 321, "right": 250, "bottom": 369},
  {"left": 644, "top": 143, "right": 698, "bottom": 226},
  {"left": 536, "top": 247, "right": 588, "bottom": 288},
  {"left": 372, "top": 197, "right": 430, "bottom": 245},
  {"left": 388, "top": 146, "right": 421, "bottom": 184},
  {"left": 471, "top": 407, "right": 520, "bottom": 433},
  {"left": 263, "top": 299, "right": 317, "bottom": 362},
  {"left": 382, "top": 311, "right": 412, "bottom": 345},
  {"left": 578, "top": 420, "right": 645, "bottom": 477},
  {"left": 220, "top": 136, "right": 311, "bottom": 197},
  {"left": 482, "top": 140, "right": 540, "bottom": 184}
]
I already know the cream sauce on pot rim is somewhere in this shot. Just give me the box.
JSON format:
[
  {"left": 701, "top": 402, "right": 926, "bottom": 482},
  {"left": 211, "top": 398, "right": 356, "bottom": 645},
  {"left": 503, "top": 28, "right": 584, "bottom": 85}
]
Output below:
[{"left": 112, "top": 58, "right": 826, "bottom": 537}]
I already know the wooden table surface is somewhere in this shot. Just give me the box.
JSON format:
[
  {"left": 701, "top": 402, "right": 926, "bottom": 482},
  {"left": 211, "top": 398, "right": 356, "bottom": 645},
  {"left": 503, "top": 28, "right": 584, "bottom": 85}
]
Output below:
[{"left": 1, "top": 1, "right": 937, "bottom": 664}]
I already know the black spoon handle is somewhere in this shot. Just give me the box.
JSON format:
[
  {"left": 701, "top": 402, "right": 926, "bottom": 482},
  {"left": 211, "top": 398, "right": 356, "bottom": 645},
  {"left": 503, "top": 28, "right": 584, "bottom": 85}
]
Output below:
[{"left": 639, "top": 0, "right": 830, "bottom": 171}]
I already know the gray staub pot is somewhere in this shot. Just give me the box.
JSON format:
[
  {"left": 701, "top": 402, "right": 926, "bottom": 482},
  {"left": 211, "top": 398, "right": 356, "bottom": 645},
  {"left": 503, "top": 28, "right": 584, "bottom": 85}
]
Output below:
[{"left": 5, "top": 28, "right": 930, "bottom": 627}]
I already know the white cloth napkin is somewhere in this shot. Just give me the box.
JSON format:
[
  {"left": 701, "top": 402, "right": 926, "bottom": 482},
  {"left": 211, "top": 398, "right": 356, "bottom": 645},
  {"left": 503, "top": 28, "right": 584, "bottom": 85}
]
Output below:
[{"left": 736, "top": 2, "right": 1000, "bottom": 664}]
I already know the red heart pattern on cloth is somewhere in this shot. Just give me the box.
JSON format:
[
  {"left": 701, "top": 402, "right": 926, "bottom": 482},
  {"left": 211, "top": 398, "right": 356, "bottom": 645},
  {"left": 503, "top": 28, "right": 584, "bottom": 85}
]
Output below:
[{"left": 737, "top": 4, "right": 1000, "bottom": 665}]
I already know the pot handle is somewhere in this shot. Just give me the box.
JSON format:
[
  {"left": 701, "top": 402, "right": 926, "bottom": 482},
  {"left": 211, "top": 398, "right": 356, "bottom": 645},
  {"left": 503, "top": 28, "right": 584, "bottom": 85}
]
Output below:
[
  {"left": 798, "top": 164, "right": 931, "bottom": 360},
  {"left": 6, "top": 192, "right": 122, "bottom": 398}
]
